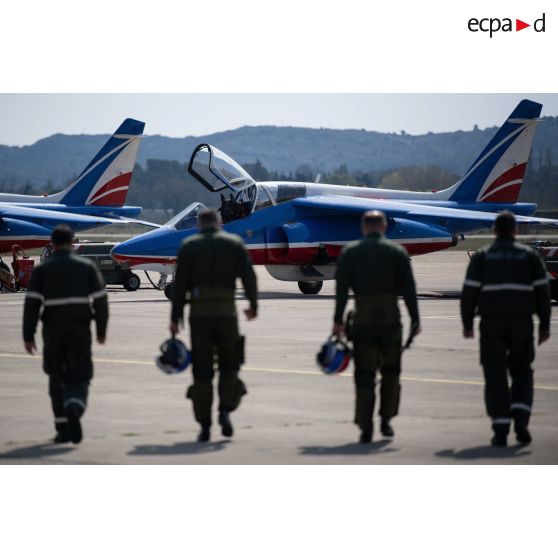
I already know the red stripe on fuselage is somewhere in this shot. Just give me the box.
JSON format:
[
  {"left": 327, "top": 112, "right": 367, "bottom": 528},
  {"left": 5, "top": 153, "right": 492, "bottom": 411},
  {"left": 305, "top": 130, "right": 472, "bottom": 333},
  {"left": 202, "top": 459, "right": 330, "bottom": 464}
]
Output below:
[{"left": 114, "top": 240, "right": 452, "bottom": 268}]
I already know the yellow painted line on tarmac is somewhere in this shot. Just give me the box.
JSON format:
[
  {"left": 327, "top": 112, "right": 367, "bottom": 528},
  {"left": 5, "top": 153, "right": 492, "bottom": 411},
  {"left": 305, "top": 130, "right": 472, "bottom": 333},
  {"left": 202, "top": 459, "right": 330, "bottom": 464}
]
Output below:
[
  {"left": 2, "top": 351, "right": 558, "bottom": 392},
  {"left": 0, "top": 352, "right": 152, "bottom": 367}
]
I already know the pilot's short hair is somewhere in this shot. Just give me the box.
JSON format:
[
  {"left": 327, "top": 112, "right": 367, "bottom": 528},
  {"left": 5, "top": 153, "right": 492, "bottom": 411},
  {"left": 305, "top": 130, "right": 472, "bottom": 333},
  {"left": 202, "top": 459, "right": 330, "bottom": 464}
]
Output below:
[
  {"left": 51, "top": 225, "right": 74, "bottom": 246},
  {"left": 198, "top": 209, "right": 221, "bottom": 229},
  {"left": 362, "top": 210, "right": 387, "bottom": 229},
  {"left": 494, "top": 210, "right": 516, "bottom": 238}
]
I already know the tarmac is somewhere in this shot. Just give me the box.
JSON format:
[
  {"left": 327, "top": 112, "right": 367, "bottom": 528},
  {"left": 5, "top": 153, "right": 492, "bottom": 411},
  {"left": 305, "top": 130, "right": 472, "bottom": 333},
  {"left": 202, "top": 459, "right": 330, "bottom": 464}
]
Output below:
[{"left": 0, "top": 251, "right": 557, "bottom": 464}]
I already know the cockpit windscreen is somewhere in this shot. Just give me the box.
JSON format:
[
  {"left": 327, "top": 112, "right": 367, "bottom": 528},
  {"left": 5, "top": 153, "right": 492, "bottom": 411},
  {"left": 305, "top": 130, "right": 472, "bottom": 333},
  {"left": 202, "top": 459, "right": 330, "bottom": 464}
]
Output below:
[{"left": 166, "top": 202, "right": 207, "bottom": 230}]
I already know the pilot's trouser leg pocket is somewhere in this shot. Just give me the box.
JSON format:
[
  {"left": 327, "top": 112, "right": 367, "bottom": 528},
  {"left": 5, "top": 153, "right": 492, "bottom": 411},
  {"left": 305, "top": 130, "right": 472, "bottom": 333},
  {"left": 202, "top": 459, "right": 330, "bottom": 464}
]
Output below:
[
  {"left": 218, "top": 374, "right": 247, "bottom": 412},
  {"left": 216, "top": 318, "right": 247, "bottom": 412}
]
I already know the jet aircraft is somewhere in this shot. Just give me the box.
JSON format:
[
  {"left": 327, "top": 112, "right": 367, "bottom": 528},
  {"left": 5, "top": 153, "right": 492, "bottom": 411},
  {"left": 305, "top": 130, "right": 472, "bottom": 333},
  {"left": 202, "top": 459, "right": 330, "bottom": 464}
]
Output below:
[
  {"left": 0, "top": 118, "right": 154, "bottom": 253},
  {"left": 112, "top": 100, "right": 558, "bottom": 294}
]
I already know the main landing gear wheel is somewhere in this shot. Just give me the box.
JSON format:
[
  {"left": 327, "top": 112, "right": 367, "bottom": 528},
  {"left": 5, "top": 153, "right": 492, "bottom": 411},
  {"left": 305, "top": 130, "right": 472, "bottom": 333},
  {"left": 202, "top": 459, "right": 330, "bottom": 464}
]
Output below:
[
  {"left": 298, "top": 281, "right": 323, "bottom": 295},
  {"left": 123, "top": 273, "right": 141, "bottom": 291}
]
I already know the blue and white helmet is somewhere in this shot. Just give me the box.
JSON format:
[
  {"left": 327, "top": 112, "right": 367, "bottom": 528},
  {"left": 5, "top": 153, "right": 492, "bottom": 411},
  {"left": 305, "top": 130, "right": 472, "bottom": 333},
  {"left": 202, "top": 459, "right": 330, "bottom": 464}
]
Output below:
[
  {"left": 316, "top": 336, "right": 352, "bottom": 374},
  {"left": 156, "top": 337, "right": 191, "bottom": 374}
]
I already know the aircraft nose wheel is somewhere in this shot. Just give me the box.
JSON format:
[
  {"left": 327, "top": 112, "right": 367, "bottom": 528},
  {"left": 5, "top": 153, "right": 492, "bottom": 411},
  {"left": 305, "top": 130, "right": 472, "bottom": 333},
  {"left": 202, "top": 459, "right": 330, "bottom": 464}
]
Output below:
[
  {"left": 123, "top": 272, "right": 141, "bottom": 292},
  {"left": 298, "top": 281, "right": 323, "bottom": 295}
]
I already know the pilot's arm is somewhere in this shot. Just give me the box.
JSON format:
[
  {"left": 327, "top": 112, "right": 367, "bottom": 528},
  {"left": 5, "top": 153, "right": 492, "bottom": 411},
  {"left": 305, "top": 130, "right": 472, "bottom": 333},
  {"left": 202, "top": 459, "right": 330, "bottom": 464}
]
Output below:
[
  {"left": 23, "top": 266, "right": 44, "bottom": 353},
  {"left": 399, "top": 254, "right": 420, "bottom": 328},
  {"left": 238, "top": 244, "right": 258, "bottom": 319},
  {"left": 170, "top": 241, "right": 192, "bottom": 331},
  {"left": 460, "top": 252, "right": 483, "bottom": 337},
  {"left": 89, "top": 262, "right": 109, "bottom": 343},
  {"left": 530, "top": 250, "right": 551, "bottom": 344},
  {"left": 333, "top": 249, "right": 352, "bottom": 333}
]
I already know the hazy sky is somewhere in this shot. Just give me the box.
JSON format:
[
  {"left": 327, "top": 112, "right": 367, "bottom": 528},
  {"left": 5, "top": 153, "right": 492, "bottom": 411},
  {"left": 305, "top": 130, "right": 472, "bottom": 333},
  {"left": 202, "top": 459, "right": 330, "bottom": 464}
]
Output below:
[{"left": 1, "top": 94, "right": 558, "bottom": 146}]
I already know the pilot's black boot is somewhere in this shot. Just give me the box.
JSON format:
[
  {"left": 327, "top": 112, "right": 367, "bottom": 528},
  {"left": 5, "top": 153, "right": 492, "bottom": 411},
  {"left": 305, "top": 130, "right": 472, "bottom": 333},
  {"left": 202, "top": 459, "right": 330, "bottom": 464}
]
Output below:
[
  {"left": 380, "top": 418, "right": 394, "bottom": 438},
  {"left": 219, "top": 411, "right": 234, "bottom": 438},
  {"left": 65, "top": 403, "right": 83, "bottom": 445},
  {"left": 53, "top": 433, "right": 71, "bottom": 444},
  {"left": 52, "top": 416, "right": 70, "bottom": 444},
  {"left": 197, "top": 424, "right": 211, "bottom": 443},
  {"left": 359, "top": 429, "right": 373, "bottom": 444},
  {"left": 515, "top": 425, "right": 532, "bottom": 445},
  {"left": 491, "top": 423, "right": 509, "bottom": 447},
  {"left": 491, "top": 434, "right": 507, "bottom": 447}
]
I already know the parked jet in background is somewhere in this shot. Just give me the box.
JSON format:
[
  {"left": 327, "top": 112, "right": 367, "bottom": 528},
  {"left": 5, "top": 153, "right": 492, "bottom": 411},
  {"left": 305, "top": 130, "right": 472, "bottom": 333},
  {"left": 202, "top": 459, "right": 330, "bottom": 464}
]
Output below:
[
  {"left": 112, "top": 100, "right": 557, "bottom": 294},
  {"left": 0, "top": 119, "right": 152, "bottom": 252}
]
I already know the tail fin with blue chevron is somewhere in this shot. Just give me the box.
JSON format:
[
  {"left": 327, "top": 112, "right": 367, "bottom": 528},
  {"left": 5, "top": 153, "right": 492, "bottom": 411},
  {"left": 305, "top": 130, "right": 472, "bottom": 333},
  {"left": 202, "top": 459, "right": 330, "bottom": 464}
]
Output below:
[
  {"left": 440, "top": 100, "right": 542, "bottom": 204},
  {"left": 55, "top": 118, "right": 145, "bottom": 207}
]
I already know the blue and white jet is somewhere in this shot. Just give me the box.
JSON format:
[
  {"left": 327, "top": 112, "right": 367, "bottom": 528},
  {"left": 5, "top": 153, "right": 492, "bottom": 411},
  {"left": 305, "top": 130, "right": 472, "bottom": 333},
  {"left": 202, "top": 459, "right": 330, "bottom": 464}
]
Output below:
[
  {"left": 0, "top": 118, "right": 155, "bottom": 253},
  {"left": 112, "top": 99, "right": 558, "bottom": 294}
]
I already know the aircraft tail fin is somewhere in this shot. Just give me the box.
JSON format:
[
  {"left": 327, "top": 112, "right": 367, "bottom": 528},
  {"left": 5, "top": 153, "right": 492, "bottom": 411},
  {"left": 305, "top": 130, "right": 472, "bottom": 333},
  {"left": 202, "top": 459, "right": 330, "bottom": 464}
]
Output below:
[
  {"left": 440, "top": 100, "right": 542, "bottom": 204},
  {"left": 58, "top": 118, "right": 145, "bottom": 207}
]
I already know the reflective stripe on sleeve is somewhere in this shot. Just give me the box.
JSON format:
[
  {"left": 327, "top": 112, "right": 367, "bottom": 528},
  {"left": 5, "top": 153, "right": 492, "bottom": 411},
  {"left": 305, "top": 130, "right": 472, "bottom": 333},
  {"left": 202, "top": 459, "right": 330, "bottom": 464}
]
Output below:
[
  {"left": 463, "top": 279, "right": 482, "bottom": 288},
  {"left": 90, "top": 289, "right": 107, "bottom": 300},
  {"left": 532, "top": 278, "right": 549, "bottom": 287},
  {"left": 25, "top": 291, "right": 44, "bottom": 301},
  {"left": 54, "top": 417, "right": 69, "bottom": 424},
  {"left": 481, "top": 283, "right": 534, "bottom": 292},
  {"left": 511, "top": 403, "right": 532, "bottom": 413}
]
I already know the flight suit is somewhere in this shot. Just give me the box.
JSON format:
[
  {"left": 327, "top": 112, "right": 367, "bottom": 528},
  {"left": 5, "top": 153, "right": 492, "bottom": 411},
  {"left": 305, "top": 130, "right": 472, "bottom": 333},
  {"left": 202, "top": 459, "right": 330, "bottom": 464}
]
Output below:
[
  {"left": 23, "top": 249, "right": 108, "bottom": 437},
  {"left": 461, "top": 239, "right": 551, "bottom": 436},
  {"left": 335, "top": 232, "right": 419, "bottom": 432},
  {"left": 171, "top": 228, "right": 258, "bottom": 427}
]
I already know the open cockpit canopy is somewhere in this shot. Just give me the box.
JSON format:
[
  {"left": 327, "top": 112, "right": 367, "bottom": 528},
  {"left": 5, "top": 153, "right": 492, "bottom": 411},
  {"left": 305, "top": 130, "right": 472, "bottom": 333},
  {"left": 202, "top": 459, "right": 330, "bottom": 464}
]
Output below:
[
  {"left": 188, "top": 144, "right": 256, "bottom": 193},
  {"left": 186, "top": 144, "right": 309, "bottom": 223}
]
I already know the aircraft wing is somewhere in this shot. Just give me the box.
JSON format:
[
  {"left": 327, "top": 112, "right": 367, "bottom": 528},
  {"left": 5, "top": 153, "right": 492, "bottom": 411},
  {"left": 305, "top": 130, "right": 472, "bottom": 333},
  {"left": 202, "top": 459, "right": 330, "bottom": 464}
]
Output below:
[
  {"left": 292, "top": 195, "right": 558, "bottom": 228},
  {"left": 104, "top": 215, "right": 161, "bottom": 228},
  {"left": 0, "top": 203, "right": 159, "bottom": 228}
]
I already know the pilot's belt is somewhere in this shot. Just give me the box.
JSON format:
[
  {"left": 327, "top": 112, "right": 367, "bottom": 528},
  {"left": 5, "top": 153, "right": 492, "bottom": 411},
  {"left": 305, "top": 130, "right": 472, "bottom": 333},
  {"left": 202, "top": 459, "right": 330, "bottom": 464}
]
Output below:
[
  {"left": 353, "top": 294, "right": 400, "bottom": 322},
  {"left": 190, "top": 286, "right": 236, "bottom": 301}
]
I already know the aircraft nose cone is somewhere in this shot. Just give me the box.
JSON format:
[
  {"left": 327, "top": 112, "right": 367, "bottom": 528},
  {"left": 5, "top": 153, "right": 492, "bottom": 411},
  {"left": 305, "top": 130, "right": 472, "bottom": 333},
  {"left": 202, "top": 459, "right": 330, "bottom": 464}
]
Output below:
[
  {"left": 110, "top": 225, "right": 182, "bottom": 266},
  {"left": 111, "top": 234, "right": 148, "bottom": 262}
]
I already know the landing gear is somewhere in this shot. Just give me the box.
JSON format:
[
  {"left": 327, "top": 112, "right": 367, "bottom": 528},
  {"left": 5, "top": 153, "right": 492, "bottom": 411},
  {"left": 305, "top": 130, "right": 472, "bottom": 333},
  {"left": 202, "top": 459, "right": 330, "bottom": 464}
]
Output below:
[
  {"left": 298, "top": 281, "right": 323, "bottom": 295},
  {"left": 123, "top": 272, "right": 141, "bottom": 291}
]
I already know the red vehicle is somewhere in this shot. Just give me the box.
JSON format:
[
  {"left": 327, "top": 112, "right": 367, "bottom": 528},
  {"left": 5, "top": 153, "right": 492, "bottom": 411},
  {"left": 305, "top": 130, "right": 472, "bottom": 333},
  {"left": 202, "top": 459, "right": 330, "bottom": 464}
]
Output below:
[{"left": 11, "top": 245, "right": 34, "bottom": 290}]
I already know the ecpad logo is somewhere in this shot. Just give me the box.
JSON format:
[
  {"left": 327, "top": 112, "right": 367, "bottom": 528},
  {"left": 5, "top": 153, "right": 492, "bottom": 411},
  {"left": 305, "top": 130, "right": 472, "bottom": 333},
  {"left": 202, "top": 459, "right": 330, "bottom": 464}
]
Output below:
[{"left": 468, "top": 13, "right": 546, "bottom": 37}]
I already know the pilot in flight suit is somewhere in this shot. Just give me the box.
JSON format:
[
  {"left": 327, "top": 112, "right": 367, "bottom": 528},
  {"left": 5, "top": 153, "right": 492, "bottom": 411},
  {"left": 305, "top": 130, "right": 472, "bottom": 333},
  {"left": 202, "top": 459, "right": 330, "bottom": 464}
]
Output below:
[
  {"left": 170, "top": 209, "right": 258, "bottom": 442},
  {"left": 461, "top": 211, "right": 551, "bottom": 447},
  {"left": 333, "top": 210, "right": 420, "bottom": 444}
]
